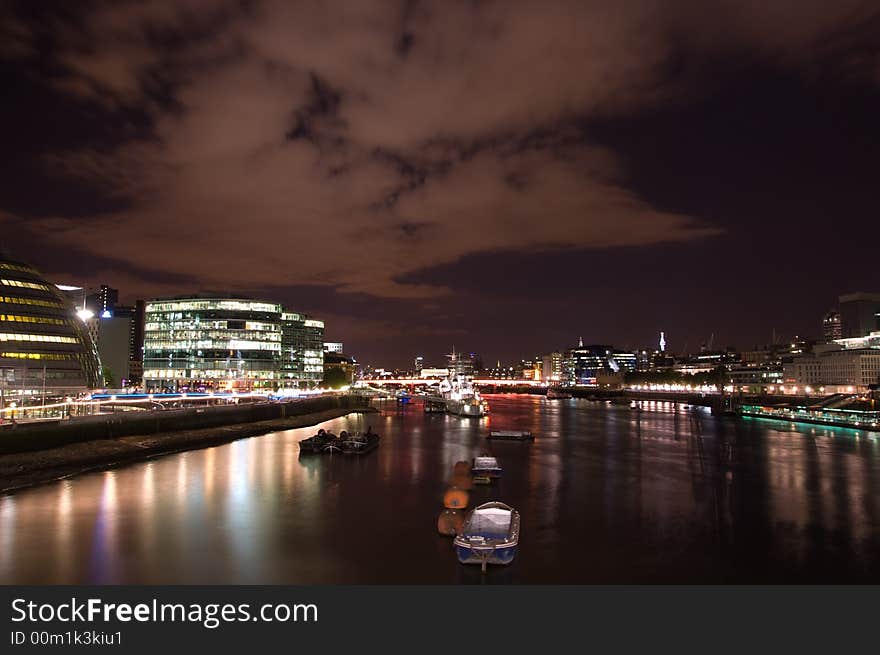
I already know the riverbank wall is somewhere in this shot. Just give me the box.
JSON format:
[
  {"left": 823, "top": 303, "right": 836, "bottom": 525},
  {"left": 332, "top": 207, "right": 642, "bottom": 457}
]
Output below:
[
  {"left": 0, "top": 395, "right": 376, "bottom": 494},
  {"left": 0, "top": 394, "right": 370, "bottom": 456}
]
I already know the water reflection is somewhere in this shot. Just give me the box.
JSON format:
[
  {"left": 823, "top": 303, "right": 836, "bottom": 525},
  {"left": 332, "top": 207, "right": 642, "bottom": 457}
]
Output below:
[{"left": 0, "top": 397, "right": 878, "bottom": 583}]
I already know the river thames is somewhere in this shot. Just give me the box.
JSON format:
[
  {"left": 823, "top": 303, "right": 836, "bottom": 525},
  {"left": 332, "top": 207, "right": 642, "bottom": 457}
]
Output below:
[{"left": 1, "top": 395, "right": 878, "bottom": 584}]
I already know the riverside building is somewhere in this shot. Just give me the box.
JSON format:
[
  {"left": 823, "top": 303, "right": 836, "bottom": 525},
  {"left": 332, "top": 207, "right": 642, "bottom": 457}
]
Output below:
[
  {"left": 143, "top": 296, "right": 283, "bottom": 391},
  {"left": 0, "top": 255, "right": 101, "bottom": 402},
  {"left": 280, "top": 312, "right": 324, "bottom": 387},
  {"left": 143, "top": 297, "right": 327, "bottom": 391},
  {"left": 783, "top": 335, "right": 880, "bottom": 391}
]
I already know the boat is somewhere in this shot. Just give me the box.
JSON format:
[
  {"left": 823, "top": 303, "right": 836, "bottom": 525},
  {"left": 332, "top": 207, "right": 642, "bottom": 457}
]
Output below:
[
  {"left": 322, "top": 439, "right": 345, "bottom": 454},
  {"left": 298, "top": 429, "right": 335, "bottom": 454},
  {"left": 546, "top": 387, "right": 572, "bottom": 399},
  {"left": 488, "top": 430, "right": 534, "bottom": 441},
  {"left": 438, "top": 373, "right": 486, "bottom": 417},
  {"left": 471, "top": 455, "right": 502, "bottom": 479},
  {"left": 453, "top": 501, "right": 520, "bottom": 572},
  {"left": 341, "top": 428, "right": 380, "bottom": 455}
]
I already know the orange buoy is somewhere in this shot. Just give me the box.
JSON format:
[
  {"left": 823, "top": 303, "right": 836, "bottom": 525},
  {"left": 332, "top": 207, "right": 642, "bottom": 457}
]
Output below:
[
  {"left": 443, "top": 486, "right": 469, "bottom": 509},
  {"left": 451, "top": 472, "right": 473, "bottom": 490},
  {"left": 437, "top": 509, "right": 465, "bottom": 536}
]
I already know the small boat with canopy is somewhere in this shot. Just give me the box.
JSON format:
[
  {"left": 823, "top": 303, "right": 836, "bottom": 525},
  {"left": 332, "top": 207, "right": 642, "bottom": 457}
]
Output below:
[{"left": 453, "top": 501, "right": 520, "bottom": 572}]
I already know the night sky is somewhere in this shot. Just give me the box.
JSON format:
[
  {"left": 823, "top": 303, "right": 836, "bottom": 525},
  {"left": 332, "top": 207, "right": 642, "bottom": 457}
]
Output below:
[{"left": 2, "top": 1, "right": 879, "bottom": 367}]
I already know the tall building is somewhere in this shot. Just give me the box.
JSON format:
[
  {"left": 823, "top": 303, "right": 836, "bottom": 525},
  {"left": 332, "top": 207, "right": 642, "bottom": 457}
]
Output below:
[
  {"left": 414, "top": 355, "right": 424, "bottom": 373},
  {"left": 86, "top": 285, "right": 119, "bottom": 316},
  {"left": 85, "top": 301, "right": 146, "bottom": 386},
  {"left": 88, "top": 313, "right": 133, "bottom": 387},
  {"left": 1, "top": 255, "right": 101, "bottom": 401},
  {"left": 280, "top": 312, "right": 324, "bottom": 386},
  {"left": 839, "top": 292, "right": 880, "bottom": 338},
  {"left": 609, "top": 350, "right": 637, "bottom": 373},
  {"left": 127, "top": 300, "right": 146, "bottom": 383},
  {"left": 541, "top": 351, "right": 564, "bottom": 382},
  {"left": 143, "top": 296, "right": 283, "bottom": 391},
  {"left": 821, "top": 310, "right": 842, "bottom": 342},
  {"left": 564, "top": 341, "right": 613, "bottom": 386}
]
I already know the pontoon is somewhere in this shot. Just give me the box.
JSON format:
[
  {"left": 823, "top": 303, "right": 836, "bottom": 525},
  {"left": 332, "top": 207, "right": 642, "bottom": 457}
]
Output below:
[{"left": 488, "top": 430, "right": 534, "bottom": 441}]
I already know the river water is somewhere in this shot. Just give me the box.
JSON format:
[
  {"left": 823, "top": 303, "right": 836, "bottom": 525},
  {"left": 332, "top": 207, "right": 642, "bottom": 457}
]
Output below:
[{"left": 1, "top": 395, "right": 878, "bottom": 584}]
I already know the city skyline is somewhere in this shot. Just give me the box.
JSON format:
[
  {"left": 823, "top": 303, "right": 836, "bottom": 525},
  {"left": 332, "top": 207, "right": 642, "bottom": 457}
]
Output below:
[{"left": 2, "top": 1, "right": 879, "bottom": 367}]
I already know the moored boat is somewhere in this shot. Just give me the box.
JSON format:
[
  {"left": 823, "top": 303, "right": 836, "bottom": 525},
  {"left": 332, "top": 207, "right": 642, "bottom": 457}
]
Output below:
[
  {"left": 488, "top": 430, "right": 534, "bottom": 441},
  {"left": 453, "top": 501, "right": 520, "bottom": 572},
  {"left": 472, "top": 455, "right": 502, "bottom": 479},
  {"left": 546, "top": 387, "right": 572, "bottom": 399},
  {"left": 341, "top": 428, "right": 380, "bottom": 455},
  {"left": 439, "top": 372, "right": 487, "bottom": 417},
  {"left": 298, "top": 429, "right": 334, "bottom": 454}
]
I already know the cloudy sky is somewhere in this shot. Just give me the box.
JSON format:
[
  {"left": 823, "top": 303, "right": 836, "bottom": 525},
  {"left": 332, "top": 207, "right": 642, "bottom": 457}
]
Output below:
[{"left": 2, "top": 0, "right": 879, "bottom": 366}]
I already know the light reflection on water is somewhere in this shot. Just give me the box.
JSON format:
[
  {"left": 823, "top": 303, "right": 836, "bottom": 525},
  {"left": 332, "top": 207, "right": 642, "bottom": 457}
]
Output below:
[{"left": 0, "top": 396, "right": 878, "bottom": 584}]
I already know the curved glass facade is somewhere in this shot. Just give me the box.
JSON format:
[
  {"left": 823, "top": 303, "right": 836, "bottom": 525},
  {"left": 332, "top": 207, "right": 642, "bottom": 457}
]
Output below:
[
  {"left": 0, "top": 257, "right": 101, "bottom": 399},
  {"left": 143, "top": 297, "right": 283, "bottom": 391}
]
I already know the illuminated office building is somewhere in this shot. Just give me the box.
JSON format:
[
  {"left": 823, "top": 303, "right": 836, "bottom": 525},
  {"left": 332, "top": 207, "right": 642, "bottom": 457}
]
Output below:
[
  {"left": 86, "top": 285, "right": 119, "bottom": 316},
  {"left": 821, "top": 310, "right": 842, "bottom": 342},
  {"left": 280, "top": 312, "right": 325, "bottom": 386},
  {"left": 0, "top": 255, "right": 101, "bottom": 400},
  {"left": 541, "top": 351, "right": 564, "bottom": 382},
  {"left": 564, "top": 339, "right": 613, "bottom": 386},
  {"left": 143, "top": 296, "right": 283, "bottom": 391}
]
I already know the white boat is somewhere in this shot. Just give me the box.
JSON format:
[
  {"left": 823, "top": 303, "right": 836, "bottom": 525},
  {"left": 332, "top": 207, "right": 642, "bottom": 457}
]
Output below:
[
  {"left": 546, "top": 387, "right": 572, "bottom": 399},
  {"left": 454, "top": 502, "right": 520, "bottom": 572}
]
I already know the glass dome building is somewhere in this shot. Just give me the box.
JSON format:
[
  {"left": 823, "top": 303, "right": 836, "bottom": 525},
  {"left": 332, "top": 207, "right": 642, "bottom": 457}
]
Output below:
[{"left": 0, "top": 255, "right": 102, "bottom": 401}]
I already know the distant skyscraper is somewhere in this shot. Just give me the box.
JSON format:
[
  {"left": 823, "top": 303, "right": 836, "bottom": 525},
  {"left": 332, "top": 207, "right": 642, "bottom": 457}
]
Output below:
[
  {"left": 839, "top": 293, "right": 880, "bottom": 338},
  {"left": 86, "top": 285, "right": 119, "bottom": 316},
  {"left": 821, "top": 310, "right": 842, "bottom": 342},
  {"left": 542, "top": 352, "right": 564, "bottom": 382},
  {"left": 564, "top": 342, "right": 613, "bottom": 385},
  {"left": 414, "top": 355, "right": 424, "bottom": 372},
  {"left": 659, "top": 331, "right": 666, "bottom": 352}
]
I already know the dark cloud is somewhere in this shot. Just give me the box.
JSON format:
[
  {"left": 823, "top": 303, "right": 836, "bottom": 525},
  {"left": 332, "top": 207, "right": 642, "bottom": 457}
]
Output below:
[{"left": 1, "top": 0, "right": 879, "bottom": 364}]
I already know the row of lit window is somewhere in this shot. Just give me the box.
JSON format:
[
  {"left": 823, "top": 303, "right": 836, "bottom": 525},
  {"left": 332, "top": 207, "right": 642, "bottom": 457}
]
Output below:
[
  {"left": 144, "top": 330, "right": 281, "bottom": 341},
  {"left": 146, "top": 301, "right": 282, "bottom": 313},
  {"left": 0, "top": 351, "right": 78, "bottom": 361},
  {"left": 0, "top": 295, "right": 65, "bottom": 309},
  {"left": 144, "top": 340, "right": 281, "bottom": 351},
  {"left": 0, "top": 263, "right": 34, "bottom": 273},
  {"left": 144, "top": 321, "right": 280, "bottom": 332},
  {"left": 0, "top": 333, "right": 78, "bottom": 344},
  {"left": 0, "top": 314, "right": 69, "bottom": 326},
  {"left": 1, "top": 279, "right": 51, "bottom": 291},
  {"left": 144, "top": 369, "right": 279, "bottom": 379}
]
